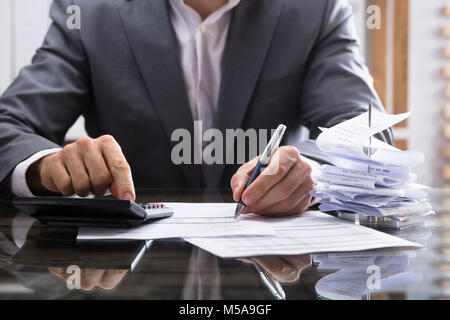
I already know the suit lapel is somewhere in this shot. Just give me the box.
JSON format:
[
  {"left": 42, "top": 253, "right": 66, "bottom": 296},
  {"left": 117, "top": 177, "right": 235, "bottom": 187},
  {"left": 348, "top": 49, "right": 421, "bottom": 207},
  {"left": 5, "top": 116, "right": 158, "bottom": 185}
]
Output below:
[
  {"left": 118, "top": 0, "right": 204, "bottom": 187},
  {"left": 208, "top": 0, "right": 285, "bottom": 187}
]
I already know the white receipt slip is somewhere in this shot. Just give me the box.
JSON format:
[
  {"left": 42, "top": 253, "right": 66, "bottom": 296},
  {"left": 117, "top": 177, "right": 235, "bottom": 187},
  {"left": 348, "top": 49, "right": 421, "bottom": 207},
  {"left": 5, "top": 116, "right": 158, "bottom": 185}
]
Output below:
[{"left": 316, "top": 111, "right": 424, "bottom": 167}]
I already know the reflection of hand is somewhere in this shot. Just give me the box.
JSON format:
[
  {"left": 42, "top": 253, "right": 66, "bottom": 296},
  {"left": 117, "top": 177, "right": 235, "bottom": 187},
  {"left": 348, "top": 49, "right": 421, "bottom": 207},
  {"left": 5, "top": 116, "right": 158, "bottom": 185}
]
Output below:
[
  {"left": 48, "top": 267, "right": 128, "bottom": 292},
  {"left": 239, "top": 255, "right": 312, "bottom": 284}
]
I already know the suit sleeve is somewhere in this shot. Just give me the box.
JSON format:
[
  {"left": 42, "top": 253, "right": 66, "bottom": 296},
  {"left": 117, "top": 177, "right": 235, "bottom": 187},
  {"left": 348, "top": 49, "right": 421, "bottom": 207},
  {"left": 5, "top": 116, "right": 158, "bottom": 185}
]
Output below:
[
  {"left": 299, "top": 0, "right": 393, "bottom": 144},
  {"left": 0, "top": 0, "right": 91, "bottom": 187}
]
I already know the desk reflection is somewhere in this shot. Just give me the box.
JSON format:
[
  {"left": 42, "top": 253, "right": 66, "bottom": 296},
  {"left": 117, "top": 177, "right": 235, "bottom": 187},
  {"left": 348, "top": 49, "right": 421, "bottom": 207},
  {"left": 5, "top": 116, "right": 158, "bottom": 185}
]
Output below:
[
  {"left": 48, "top": 268, "right": 128, "bottom": 292},
  {"left": 238, "top": 255, "right": 312, "bottom": 284},
  {"left": 314, "top": 250, "right": 422, "bottom": 300},
  {"left": 0, "top": 211, "right": 316, "bottom": 299},
  {"left": 0, "top": 189, "right": 447, "bottom": 300},
  {"left": 313, "top": 224, "right": 432, "bottom": 300}
]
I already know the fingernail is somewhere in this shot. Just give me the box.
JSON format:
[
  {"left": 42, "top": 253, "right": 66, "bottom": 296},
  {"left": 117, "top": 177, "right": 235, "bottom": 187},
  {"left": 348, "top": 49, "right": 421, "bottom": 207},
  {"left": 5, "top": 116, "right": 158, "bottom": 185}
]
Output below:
[
  {"left": 123, "top": 192, "right": 134, "bottom": 201},
  {"left": 243, "top": 193, "right": 255, "bottom": 206}
]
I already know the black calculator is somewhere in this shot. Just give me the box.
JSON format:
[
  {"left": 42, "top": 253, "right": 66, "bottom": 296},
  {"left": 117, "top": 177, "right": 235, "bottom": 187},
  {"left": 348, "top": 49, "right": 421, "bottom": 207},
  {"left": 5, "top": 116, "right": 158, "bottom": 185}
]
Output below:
[{"left": 12, "top": 197, "right": 174, "bottom": 228}]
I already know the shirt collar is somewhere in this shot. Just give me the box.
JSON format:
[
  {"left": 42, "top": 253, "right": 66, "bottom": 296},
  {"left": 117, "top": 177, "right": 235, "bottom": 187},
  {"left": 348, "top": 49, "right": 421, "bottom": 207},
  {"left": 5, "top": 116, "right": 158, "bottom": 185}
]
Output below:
[{"left": 171, "top": 0, "right": 241, "bottom": 25}]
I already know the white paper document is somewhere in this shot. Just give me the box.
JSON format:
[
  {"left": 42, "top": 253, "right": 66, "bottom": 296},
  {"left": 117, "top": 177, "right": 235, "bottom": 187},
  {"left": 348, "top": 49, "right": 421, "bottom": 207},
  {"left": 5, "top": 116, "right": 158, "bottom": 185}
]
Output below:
[
  {"left": 185, "top": 211, "right": 421, "bottom": 258},
  {"left": 77, "top": 203, "right": 275, "bottom": 241},
  {"left": 298, "top": 139, "right": 411, "bottom": 180},
  {"left": 316, "top": 165, "right": 415, "bottom": 188},
  {"left": 302, "top": 111, "right": 431, "bottom": 220},
  {"left": 318, "top": 201, "right": 433, "bottom": 219},
  {"left": 313, "top": 181, "right": 432, "bottom": 219},
  {"left": 316, "top": 111, "right": 424, "bottom": 167}
]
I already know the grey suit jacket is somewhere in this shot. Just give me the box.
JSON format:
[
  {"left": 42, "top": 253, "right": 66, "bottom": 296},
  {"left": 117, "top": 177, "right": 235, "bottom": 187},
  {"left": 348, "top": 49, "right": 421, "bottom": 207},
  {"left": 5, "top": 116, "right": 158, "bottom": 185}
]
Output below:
[{"left": 0, "top": 0, "right": 393, "bottom": 190}]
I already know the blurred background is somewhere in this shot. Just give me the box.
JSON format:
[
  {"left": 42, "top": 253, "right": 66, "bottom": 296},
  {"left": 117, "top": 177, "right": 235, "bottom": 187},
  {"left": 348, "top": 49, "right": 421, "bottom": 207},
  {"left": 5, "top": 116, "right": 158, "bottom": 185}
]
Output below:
[{"left": 0, "top": 0, "right": 447, "bottom": 187}]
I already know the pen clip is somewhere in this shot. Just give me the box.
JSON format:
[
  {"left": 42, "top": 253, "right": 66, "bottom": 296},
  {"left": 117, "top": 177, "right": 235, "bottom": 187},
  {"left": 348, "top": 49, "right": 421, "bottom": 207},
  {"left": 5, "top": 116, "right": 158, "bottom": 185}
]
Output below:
[{"left": 261, "top": 124, "right": 287, "bottom": 165}]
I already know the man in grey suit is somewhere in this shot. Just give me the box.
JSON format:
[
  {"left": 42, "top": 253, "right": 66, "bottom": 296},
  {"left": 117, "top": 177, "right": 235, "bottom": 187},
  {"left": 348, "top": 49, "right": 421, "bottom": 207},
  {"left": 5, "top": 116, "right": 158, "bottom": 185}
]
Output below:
[{"left": 0, "top": 0, "right": 392, "bottom": 216}]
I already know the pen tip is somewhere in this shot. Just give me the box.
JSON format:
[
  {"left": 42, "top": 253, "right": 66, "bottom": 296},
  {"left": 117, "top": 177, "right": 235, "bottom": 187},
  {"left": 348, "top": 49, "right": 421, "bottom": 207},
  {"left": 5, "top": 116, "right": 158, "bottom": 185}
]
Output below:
[{"left": 234, "top": 203, "right": 246, "bottom": 218}]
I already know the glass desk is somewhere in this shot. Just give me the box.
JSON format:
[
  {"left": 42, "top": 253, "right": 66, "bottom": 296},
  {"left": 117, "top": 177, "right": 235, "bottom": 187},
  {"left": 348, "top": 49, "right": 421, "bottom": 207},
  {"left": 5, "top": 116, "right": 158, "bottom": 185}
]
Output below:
[{"left": 0, "top": 188, "right": 448, "bottom": 300}]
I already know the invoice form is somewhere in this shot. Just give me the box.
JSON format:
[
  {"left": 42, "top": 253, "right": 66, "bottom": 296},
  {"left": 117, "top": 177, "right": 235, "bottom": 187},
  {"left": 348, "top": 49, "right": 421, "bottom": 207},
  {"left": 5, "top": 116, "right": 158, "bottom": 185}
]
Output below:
[{"left": 186, "top": 211, "right": 421, "bottom": 258}]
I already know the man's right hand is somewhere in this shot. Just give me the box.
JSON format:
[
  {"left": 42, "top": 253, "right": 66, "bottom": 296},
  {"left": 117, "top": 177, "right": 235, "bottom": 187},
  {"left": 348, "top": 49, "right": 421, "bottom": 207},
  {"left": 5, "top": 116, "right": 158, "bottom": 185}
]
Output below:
[{"left": 26, "top": 135, "right": 135, "bottom": 200}]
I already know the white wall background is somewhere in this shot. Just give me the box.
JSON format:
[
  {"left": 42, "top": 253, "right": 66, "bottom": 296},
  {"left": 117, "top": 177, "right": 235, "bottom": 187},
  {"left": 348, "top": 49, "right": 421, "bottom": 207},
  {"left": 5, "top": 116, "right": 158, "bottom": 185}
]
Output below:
[
  {"left": 0, "top": 0, "right": 85, "bottom": 141},
  {"left": 407, "top": 0, "right": 446, "bottom": 187},
  {"left": 0, "top": 0, "right": 51, "bottom": 93}
]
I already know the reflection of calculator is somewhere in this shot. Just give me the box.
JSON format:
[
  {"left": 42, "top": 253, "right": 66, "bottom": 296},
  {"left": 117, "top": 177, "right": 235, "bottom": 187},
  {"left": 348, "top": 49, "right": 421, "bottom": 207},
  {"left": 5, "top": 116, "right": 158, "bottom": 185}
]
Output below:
[
  {"left": 14, "top": 239, "right": 153, "bottom": 271},
  {"left": 12, "top": 197, "right": 174, "bottom": 228}
]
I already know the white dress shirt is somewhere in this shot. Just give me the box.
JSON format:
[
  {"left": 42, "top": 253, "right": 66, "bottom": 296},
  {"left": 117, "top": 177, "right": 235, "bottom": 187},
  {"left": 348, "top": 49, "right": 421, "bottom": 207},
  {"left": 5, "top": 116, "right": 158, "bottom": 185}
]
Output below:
[
  {"left": 10, "top": 0, "right": 240, "bottom": 196},
  {"left": 170, "top": 0, "right": 240, "bottom": 131}
]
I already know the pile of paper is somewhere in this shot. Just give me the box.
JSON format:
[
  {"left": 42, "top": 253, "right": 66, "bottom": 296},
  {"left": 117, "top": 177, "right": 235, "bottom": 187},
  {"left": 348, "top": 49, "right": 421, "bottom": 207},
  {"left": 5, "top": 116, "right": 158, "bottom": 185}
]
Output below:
[{"left": 310, "top": 110, "right": 433, "bottom": 221}]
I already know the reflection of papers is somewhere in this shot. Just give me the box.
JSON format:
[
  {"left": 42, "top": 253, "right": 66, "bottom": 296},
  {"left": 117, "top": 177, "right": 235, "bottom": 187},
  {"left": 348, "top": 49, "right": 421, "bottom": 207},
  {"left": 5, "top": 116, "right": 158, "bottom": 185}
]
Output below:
[
  {"left": 314, "top": 251, "right": 413, "bottom": 271},
  {"left": 77, "top": 203, "right": 275, "bottom": 241},
  {"left": 186, "top": 211, "right": 421, "bottom": 258},
  {"left": 316, "top": 110, "right": 424, "bottom": 167},
  {"left": 315, "top": 269, "right": 423, "bottom": 300},
  {"left": 314, "top": 252, "right": 422, "bottom": 300},
  {"left": 313, "top": 221, "right": 430, "bottom": 300}
]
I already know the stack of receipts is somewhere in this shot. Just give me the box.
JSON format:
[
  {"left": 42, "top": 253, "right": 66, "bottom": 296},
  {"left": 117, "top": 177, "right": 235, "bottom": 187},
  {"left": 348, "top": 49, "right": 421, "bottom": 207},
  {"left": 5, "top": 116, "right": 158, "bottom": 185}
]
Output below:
[
  {"left": 77, "top": 203, "right": 421, "bottom": 258},
  {"left": 309, "top": 110, "right": 433, "bottom": 221}
]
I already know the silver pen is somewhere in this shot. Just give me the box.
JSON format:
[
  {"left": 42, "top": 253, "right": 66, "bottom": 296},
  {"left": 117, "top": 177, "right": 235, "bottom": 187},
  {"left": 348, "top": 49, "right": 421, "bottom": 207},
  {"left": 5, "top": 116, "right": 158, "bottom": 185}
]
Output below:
[
  {"left": 234, "top": 124, "right": 287, "bottom": 218},
  {"left": 250, "top": 258, "right": 286, "bottom": 300}
]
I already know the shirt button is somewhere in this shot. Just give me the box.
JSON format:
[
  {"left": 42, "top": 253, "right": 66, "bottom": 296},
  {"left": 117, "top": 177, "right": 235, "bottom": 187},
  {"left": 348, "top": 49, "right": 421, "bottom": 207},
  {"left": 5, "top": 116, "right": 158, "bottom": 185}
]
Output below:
[
  {"left": 199, "top": 80, "right": 205, "bottom": 88},
  {"left": 199, "top": 25, "right": 206, "bottom": 33}
]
